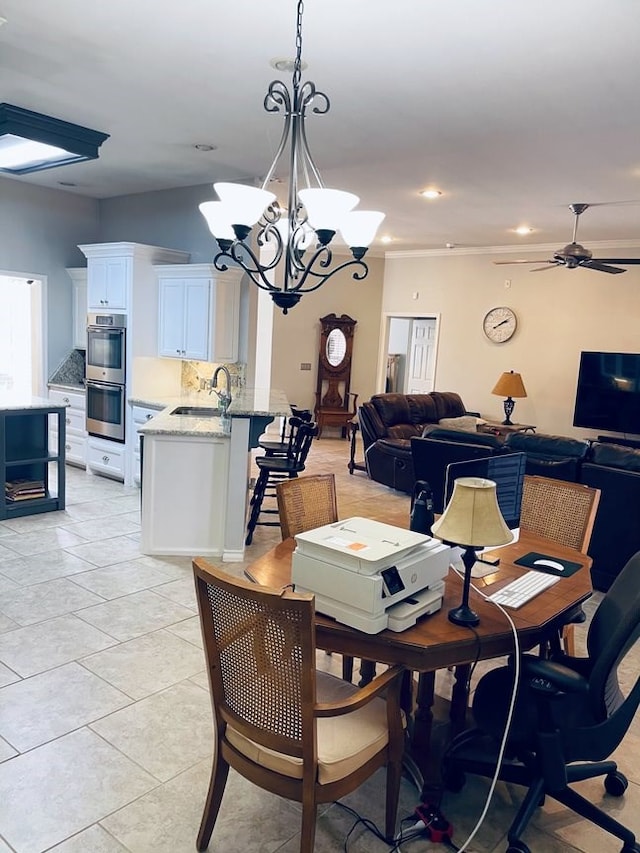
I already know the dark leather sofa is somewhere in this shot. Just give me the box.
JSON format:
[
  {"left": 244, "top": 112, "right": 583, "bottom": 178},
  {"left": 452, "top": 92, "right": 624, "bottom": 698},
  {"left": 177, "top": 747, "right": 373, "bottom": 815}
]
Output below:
[
  {"left": 578, "top": 441, "right": 640, "bottom": 591},
  {"left": 503, "top": 432, "right": 590, "bottom": 481},
  {"left": 358, "top": 392, "right": 470, "bottom": 493}
]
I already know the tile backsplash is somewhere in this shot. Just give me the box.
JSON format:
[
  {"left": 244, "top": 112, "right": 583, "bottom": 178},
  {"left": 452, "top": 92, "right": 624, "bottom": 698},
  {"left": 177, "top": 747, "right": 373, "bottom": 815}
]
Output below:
[{"left": 181, "top": 361, "right": 246, "bottom": 392}]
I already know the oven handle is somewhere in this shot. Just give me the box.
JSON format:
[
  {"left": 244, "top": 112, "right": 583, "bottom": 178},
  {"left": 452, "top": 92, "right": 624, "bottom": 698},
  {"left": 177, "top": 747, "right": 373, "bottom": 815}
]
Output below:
[{"left": 86, "top": 380, "right": 125, "bottom": 392}]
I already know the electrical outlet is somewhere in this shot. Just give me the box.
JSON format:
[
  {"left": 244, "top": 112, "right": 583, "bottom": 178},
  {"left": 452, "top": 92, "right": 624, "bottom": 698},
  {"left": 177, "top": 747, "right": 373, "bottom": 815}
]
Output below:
[{"left": 300, "top": 363, "right": 311, "bottom": 371}]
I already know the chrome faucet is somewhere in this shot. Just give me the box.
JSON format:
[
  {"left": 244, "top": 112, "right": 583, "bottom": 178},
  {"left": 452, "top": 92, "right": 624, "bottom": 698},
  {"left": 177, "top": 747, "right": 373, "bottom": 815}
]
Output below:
[{"left": 211, "top": 365, "right": 232, "bottom": 413}]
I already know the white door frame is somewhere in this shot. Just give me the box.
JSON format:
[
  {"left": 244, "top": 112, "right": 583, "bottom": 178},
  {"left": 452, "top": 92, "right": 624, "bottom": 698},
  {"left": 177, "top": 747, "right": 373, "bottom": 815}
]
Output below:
[
  {"left": 376, "top": 312, "right": 441, "bottom": 394},
  {"left": 0, "top": 269, "right": 48, "bottom": 396}
]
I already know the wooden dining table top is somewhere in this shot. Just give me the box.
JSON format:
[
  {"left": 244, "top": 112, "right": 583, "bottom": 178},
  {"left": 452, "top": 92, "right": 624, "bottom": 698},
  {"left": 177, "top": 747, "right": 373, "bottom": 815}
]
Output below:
[{"left": 245, "top": 529, "right": 593, "bottom": 673}]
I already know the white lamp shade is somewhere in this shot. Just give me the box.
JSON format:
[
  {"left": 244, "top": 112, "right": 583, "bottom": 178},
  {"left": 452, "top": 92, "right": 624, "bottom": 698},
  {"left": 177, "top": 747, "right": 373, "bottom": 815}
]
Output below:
[
  {"left": 431, "top": 477, "right": 513, "bottom": 548},
  {"left": 213, "top": 182, "right": 276, "bottom": 227},
  {"left": 298, "top": 188, "right": 359, "bottom": 230},
  {"left": 339, "top": 210, "right": 385, "bottom": 247},
  {"left": 199, "top": 201, "right": 235, "bottom": 240}
]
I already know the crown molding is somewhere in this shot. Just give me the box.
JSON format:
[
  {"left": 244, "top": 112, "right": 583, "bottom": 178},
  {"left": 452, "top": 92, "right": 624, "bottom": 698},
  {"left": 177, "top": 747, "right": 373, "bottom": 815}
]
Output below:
[{"left": 385, "top": 238, "right": 640, "bottom": 260}]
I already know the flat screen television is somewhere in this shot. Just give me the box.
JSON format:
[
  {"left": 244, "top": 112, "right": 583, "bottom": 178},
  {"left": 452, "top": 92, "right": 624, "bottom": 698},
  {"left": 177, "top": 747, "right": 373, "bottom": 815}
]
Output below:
[
  {"left": 573, "top": 351, "right": 640, "bottom": 434},
  {"left": 444, "top": 452, "right": 527, "bottom": 530}
]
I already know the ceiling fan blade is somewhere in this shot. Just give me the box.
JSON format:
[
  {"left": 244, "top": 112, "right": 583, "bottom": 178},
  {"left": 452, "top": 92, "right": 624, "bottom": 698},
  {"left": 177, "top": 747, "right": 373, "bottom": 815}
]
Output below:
[
  {"left": 594, "top": 258, "right": 640, "bottom": 265},
  {"left": 530, "top": 263, "right": 561, "bottom": 272},
  {"left": 493, "top": 259, "right": 555, "bottom": 265},
  {"left": 580, "top": 260, "right": 626, "bottom": 274}
]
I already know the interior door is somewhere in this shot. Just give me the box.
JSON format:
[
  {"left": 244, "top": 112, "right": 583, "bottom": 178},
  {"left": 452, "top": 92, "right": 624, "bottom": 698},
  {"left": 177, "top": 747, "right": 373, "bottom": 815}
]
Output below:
[{"left": 406, "top": 318, "right": 437, "bottom": 394}]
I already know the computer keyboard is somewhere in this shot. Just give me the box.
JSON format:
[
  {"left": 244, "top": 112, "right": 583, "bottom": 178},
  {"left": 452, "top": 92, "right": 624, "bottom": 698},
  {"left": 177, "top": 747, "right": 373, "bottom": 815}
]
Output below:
[{"left": 487, "top": 570, "right": 561, "bottom": 609}]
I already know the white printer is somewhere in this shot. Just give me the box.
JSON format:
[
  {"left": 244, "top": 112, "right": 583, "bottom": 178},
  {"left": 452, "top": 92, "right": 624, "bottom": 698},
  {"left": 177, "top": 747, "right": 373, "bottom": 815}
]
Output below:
[{"left": 291, "top": 517, "right": 453, "bottom": 634}]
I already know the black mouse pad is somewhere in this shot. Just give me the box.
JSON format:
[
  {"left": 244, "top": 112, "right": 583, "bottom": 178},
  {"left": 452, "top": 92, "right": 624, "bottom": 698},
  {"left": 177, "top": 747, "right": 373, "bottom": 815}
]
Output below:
[{"left": 514, "top": 551, "right": 583, "bottom": 577}]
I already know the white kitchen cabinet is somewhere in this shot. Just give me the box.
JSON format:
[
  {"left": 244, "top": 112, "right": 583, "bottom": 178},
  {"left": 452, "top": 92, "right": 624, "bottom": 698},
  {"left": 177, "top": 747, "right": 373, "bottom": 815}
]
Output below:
[
  {"left": 86, "top": 256, "right": 130, "bottom": 311},
  {"left": 141, "top": 432, "right": 230, "bottom": 556},
  {"left": 66, "top": 268, "right": 88, "bottom": 349},
  {"left": 49, "top": 387, "right": 87, "bottom": 468},
  {"left": 155, "top": 264, "right": 241, "bottom": 363},
  {"left": 131, "top": 403, "right": 163, "bottom": 485},
  {"left": 87, "top": 436, "right": 126, "bottom": 480}
]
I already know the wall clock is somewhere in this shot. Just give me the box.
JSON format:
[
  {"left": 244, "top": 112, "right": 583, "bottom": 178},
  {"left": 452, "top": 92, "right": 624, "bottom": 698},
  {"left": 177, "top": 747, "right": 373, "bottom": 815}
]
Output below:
[{"left": 482, "top": 306, "right": 517, "bottom": 343}]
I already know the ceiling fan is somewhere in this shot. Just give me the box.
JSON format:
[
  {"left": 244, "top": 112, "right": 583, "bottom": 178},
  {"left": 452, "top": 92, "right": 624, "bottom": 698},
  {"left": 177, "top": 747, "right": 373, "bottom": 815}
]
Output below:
[{"left": 494, "top": 203, "right": 640, "bottom": 274}]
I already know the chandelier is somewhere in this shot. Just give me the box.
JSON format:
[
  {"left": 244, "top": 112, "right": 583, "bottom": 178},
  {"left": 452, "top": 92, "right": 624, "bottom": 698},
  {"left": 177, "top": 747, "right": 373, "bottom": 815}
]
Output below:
[{"left": 199, "top": 0, "right": 384, "bottom": 314}]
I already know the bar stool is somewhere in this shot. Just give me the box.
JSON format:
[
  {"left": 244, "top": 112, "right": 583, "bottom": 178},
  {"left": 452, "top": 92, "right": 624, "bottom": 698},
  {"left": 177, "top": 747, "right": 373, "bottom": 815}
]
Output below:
[
  {"left": 245, "top": 420, "right": 318, "bottom": 545},
  {"left": 258, "top": 407, "right": 312, "bottom": 458}
]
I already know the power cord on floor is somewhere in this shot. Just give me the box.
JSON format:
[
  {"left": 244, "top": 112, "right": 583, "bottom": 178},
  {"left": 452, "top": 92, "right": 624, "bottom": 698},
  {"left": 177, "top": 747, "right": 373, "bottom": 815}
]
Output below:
[
  {"left": 334, "top": 800, "right": 459, "bottom": 852},
  {"left": 444, "top": 563, "right": 522, "bottom": 853}
]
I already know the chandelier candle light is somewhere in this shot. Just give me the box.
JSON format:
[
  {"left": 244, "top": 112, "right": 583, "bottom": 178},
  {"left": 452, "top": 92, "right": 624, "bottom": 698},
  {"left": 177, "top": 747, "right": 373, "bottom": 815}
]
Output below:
[
  {"left": 492, "top": 370, "right": 527, "bottom": 425},
  {"left": 199, "top": 0, "right": 384, "bottom": 314}
]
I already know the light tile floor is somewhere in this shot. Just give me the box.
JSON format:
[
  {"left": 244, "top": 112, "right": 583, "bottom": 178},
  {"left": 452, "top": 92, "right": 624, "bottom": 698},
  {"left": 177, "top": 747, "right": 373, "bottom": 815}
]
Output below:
[{"left": 0, "top": 436, "right": 637, "bottom": 853}]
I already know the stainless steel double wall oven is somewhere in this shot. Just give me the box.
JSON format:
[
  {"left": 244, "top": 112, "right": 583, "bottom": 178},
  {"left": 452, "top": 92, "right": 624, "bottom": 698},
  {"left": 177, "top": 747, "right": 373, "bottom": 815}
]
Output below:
[{"left": 86, "top": 313, "right": 126, "bottom": 442}]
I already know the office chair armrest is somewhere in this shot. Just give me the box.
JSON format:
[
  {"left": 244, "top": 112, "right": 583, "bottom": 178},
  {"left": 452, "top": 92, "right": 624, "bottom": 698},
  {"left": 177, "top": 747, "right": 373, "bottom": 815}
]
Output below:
[
  {"left": 522, "top": 655, "right": 589, "bottom": 696},
  {"left": 315, "top": 665, "right": 405, "bottom": 717}
]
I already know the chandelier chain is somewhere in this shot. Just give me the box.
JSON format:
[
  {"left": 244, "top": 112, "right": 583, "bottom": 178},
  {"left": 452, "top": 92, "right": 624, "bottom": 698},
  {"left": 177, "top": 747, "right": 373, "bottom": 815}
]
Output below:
[{"left": 293, "top": 0, "right": 304, "bottom": 92}]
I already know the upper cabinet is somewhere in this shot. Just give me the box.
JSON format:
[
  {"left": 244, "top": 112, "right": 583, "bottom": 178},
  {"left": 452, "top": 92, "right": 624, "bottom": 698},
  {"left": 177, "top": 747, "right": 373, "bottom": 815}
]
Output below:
[
  {"left": 156, "top": 264, "right": 242, "bottom": 363},
  {"left": 66, "top": 267, "right": 88, "bottom": 349},
  {"left": 86, "top": 256, "right": 130, "bottom": 311}
]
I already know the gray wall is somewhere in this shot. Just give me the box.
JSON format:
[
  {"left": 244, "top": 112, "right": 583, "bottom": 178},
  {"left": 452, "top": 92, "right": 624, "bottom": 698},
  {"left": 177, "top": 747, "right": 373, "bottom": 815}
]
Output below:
[
  {"left": 0, "top": 176, "right": 99, "bottom": 374},
  {"left": 98, "top": 184, "right": 220, "bottom": 262}
]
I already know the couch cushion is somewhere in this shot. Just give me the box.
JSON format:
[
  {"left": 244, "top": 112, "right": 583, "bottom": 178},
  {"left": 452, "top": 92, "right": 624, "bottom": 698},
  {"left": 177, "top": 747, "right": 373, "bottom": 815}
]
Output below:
[
  {"left": 588, "top": 442, "right": 640, "bottom": 473},
  {"left": 422, "top": 427, "right": 505, "bottom": 451},
  {"left": 504, "top": 432, "right": 590, "bottom": 459},
  {"left": 386, "top": 423, "right": 423, "bottom": 439},
  {"left": 405, "top": 394, "right": 440, "bottom": 425},
  {"left": 431, "top": 391, "right": 466, "bottom": 420},
  {"left": 371, "top": 393, "right": 413, "bottom": 428}
]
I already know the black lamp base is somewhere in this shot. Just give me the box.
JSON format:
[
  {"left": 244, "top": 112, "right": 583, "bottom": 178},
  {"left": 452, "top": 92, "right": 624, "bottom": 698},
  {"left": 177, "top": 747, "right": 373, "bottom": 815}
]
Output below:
[
  {"left": 448, "top": 603, "right": 480, "bottom": 626},
  {"left": 448, "top": 545, "right": 481, "bottom": 627},
  {"left": 502, "top": 396, "right": 515, "bottom": 426}
]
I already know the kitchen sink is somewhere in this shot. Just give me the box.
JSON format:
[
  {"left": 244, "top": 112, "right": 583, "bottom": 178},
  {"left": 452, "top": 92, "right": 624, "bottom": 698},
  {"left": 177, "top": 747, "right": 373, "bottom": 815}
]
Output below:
[{"left": 170, "top": 406, "right": 222, "bottom": 417}]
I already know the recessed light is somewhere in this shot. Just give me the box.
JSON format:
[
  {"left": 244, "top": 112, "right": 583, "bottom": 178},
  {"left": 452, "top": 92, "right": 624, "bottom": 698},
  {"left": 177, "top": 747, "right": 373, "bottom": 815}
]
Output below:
[
  {"left": 194, "top": 144, "right": 217, "bottom": 152},
  {"left": 514, "top": 225, "right": 533, "bottom": 235},
  {"left": 445, "top": 242, "right": 455, "bottom": 249},
  {"left": 419, "top": 188, "right": 442, "bottom": 199},
  {"left": 270, "top": 57, "right": 308, "bottom": 73},
  {"left": 381, "top": 235, "right": 393, "bottom": 244}
]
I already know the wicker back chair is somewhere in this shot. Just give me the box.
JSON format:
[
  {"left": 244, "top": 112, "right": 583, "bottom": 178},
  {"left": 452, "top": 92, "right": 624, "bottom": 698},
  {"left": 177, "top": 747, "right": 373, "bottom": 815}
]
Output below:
[
  {"left": 276, "top": 474, "right": 338, "bottom": 541},
  {"left": 520, "top": 475, "right": 601, "bottom": 654},
  {"left": 193, "top": 558, "right": 404, "bottom": 853}
]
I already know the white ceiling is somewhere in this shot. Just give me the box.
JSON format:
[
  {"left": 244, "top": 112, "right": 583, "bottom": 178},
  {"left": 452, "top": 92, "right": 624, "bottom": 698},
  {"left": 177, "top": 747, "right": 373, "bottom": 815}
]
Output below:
[{"left": 1, "top": 0, "right": 640, "bottom": 252}]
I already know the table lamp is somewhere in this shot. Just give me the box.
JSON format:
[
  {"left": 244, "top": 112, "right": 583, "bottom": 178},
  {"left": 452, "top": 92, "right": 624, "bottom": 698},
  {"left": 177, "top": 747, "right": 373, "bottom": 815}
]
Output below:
[
  {"left": 431, "top": 477, "right": 513, "bottom": 626},
  {"left": 491, "top": 370, "right": 527, "bottom": 425}
]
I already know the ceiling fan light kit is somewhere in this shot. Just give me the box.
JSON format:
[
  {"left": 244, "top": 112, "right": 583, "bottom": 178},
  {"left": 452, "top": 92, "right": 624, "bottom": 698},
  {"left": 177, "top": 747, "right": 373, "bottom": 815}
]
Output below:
[
  {"left": 199, "top": 0, "right": 384, "bottom": 314},
  {"left": 494, "top": 203, "right": 640, "bottom": 275}
]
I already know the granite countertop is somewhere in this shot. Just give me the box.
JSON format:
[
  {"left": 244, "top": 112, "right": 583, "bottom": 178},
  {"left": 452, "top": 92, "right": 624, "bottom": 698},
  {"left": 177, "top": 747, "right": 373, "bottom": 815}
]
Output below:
[
  {"left": 135, "top": 388, "right": 290, "bottom": 438},
  {"left": 0, "top": 394, "right": 67, "bottom": 411},
  {"left": 49, "top": 382, "right": 85, "bottom": 392}
]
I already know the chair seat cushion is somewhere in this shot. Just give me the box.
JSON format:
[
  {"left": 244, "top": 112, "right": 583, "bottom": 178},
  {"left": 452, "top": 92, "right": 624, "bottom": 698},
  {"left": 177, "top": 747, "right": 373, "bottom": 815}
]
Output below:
[{"left": 225, "top": 670, "right": 397, "bottom": 784}]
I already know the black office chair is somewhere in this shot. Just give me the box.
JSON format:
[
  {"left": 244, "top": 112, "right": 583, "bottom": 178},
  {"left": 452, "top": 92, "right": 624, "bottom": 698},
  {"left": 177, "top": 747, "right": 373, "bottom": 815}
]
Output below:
[
  {"left": 246, "top": 420, "right": 318, "bottom": 545},
  {"left": 442, "top": 551, "right": 640, "bottom": 853}
]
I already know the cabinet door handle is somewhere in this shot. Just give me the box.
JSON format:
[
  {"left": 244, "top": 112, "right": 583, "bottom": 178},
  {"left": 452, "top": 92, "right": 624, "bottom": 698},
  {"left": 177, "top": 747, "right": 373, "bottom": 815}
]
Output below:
[
  {"left": 102, "top": 455, "right": 110, "bottom": 463},
  {"left": 65, "top": 444, "right": 71, "bottom": 451},
  {"left": 66, "top": 418, "right": 71, "bottom": 424},
  {"left": 63, "top": 397, "right": 70, "bottom": 403},
  {"left": 145, "top": 413, "right": 153, "bottom": 420}
]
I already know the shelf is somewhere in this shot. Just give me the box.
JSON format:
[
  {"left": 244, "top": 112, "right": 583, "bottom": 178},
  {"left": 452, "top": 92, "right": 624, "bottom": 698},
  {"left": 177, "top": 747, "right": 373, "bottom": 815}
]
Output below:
[{"left": 1, "top": 405, "right": 66, "bottom": 520}]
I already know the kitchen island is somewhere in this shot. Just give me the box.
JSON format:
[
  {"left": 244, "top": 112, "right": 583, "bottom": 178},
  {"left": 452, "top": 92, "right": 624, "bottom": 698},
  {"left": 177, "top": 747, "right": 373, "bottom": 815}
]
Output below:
[
  {"left": 137, "top": 388, "right": 289, "bottom": 561},
  {"left": 0, "top": 395, "right": 66, "bottom": 519}
]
